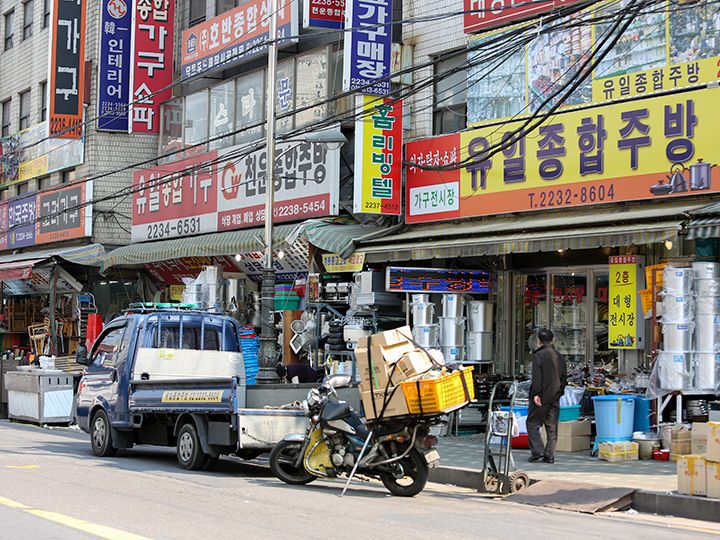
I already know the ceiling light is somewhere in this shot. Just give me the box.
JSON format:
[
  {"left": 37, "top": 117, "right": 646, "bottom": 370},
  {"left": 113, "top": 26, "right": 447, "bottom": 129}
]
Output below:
[
  {"left": 664, "top": 239, "right": 673, "bottom": 250},
  {"left": 235, "top": 253, "right": 242, "bottom": 262},
  {"left": 277, "top": 250, "right": 285, "bottom": 260}
]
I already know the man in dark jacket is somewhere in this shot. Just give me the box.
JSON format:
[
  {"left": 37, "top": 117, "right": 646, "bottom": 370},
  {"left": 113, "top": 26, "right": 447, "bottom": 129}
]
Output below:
[{"left": 527, "top": 328, "right": 567, "bottom": 464}]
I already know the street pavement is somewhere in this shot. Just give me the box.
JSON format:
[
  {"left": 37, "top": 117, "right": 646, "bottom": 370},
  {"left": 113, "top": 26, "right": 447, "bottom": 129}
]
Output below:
[{"left": 0, "top": 419, "right": 718, "bottom": 540}]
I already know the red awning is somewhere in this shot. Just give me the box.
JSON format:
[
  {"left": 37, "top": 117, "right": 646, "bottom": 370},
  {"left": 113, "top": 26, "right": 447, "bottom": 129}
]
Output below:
[{"left": 0, "top": 259, "right": 45, "bottom": 281}]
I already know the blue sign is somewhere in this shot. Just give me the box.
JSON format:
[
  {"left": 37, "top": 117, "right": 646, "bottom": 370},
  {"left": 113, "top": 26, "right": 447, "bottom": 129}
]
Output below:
[
  {"left": 386, "top": 267, "right": 491, "bottom": 294},
  {"left": 97, "top": 0, "right": 133, "bottom": 131},
  {"left": 342, "top": 0, "right": 391, "bottom": 96},
  {"left": 7, "top": 195, "right": 36, "bottom": 249}
]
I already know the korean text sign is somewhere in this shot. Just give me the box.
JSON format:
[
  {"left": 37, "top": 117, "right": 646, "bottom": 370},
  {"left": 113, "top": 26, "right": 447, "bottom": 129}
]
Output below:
[
  {"left": 322, "top": 252, "right": 365, "bottom": 272},
  {"left": 304, "top": 0, "right": 345, "bottom": 29},
  {"left": 343, "top": 0, "right": 392, "bottom": 95},
  {"left": 98, "top": 0, "right": 134, "bottom": 132},
  {"left": 7, "top": 195, "right": 36, "bottom": 249},
  {"left": 354, "top": 96, "right": 402, "bottom": 215},
  {"left": 464, "top": 0, "right": 585, "bottom": 33},
  {"left": 609, "top": 255, "right": 643, "bottom": 349},
  {"left": 405, "top": 88, "right": 720, "bottom": 223},
  {"left": 131, "top": 0, "right": 174, "bottom": 133},
  {"left": 49, "top": 0, "right": 87, "bottom": 139},
  {"left": 181, "top": 0, "right": 298, "bottom": 80},
  {"left": 386, "top": 267, "right": 490, "bottom": 294}
]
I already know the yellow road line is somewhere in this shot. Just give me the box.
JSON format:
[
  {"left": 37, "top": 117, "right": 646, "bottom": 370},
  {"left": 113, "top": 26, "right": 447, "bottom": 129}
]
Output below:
[
  {"left": 4, "top": 465, "right": 40, "bottom": 469},
  {"left": 0, "top": 495, "right": 151, "bottom": 540}
]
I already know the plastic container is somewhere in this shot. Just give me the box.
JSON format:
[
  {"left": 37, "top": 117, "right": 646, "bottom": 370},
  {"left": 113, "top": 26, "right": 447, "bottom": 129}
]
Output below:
[
  {"left": 592, "top": 395, "right": 636, "bottom": 443},
  {"left": 511, "top": 433, "right": 529, "bottom": 449},
  {"left": 632, "top": 396, "right": 652, "bottom": 432},
  {"left": 401, "top": 366, "right": 474, "bottom": 414},
  {"left": 274, "top": 295, "right": 300, "bottom": 311},
  {"left": 559, "top": 405, "right": 581, "bottom": 422}
]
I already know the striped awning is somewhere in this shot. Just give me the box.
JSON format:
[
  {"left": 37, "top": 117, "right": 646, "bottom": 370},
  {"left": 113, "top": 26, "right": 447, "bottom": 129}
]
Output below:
[
  {"left": 301, "top": 219, "right": 397, "bottom": 257},
  {"left": 0, "top": 243, "right": 106, "bottom": 267},
  {"left": 686, "top": 202, "right": 720, "bottom": 240}
]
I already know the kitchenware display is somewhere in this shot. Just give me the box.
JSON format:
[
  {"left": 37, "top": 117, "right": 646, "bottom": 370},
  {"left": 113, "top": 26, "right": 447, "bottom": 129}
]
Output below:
[
  {"left": 466, "top": 331, "right": 493, "bottom": 362},
  {"left": 467, "top": 301, "right": 494, "bottom": 332},
  {"left": 441, "top": 294, "right": 466, "bottom": 318},
  {"left": 439, "top": 317, "right": 466, "bottom": 346},
  {"left": 696, "top": 278, "right": 720, "bottom": 296},
  {"left": 689, "top": 159, "right": 714, "bottom": 191},
  {"left": 661, "top": 293, "right": 694, "bottom": 322},
  {"left": 657, "top": 352, "right": 692, "bottom": 390},
  {"left": 663, "top": 266, "right": 694, "bottom": 293},
  {"left": 695, "top": 296, "right": 720, "bottom": 315},
  {"left": 441, "top": 345, "right": 465, "bottom": 363},
  {"left": 662, "top": 322, "right": 694, "bottom": 351},
  {"left": 695, "top": 314, "right": 720, "bottom": 351},
  {"left": 692, "top": 262, "right": 720, "bottom": 280},
  {"left": 650, "top": 179, "right": 673, "bottom": 195},
  {"left": 412, "top": 301, "right": 435, "bottom": 326},
  {"left": 693, "top": 353, "right": 719, "bottom": 390},
  {"left": 412, "top": 325, "right": 439, "bottom": 348},
  {"left": 668, "top": 163, "right": 689, "bottom": 193}
]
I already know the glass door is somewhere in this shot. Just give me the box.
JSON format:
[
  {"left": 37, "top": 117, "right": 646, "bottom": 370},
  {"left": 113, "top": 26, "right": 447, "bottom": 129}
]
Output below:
[
  {"left": 513, "top": 273, "right": 548, "bottom": 376},
  {"left": 550, "top": 272, "right": 589, "bottom": 370},
  {"left": 593, "top": 271, "right": 618, "bottom": 369}
]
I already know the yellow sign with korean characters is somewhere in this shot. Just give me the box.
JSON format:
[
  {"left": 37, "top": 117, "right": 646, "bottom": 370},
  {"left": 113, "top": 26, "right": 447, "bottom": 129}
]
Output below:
[
  {"left": 609, "top": 255, "right": 644, "bottom": 349},
  {"left": 322, "top": 252, "right": 366, "bottom": 273}
]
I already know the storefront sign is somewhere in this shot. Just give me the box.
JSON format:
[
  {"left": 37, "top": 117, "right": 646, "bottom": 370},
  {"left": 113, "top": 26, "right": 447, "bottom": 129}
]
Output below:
[
  {"left": 609, "top": 255, "right": 643, "bottom": 349},
  {"left": 405, "top": 88, "right": 720, "bottom": 223},
  {"left": 386, "top": 267, "right": 490, "bottom": 293},
  {"left": 97, "top": 0, "right": 134, "bottom": 132},
  {"left": 464, "top": 0, "right": 586, "bottom": 33},
  {"left": 354, "top": 96, "right": 402, "bottom": 215},
  {"left": 468, "top": 1, "right": 720, "bottom": 126},
  {"left": 7, "top": 195, "right": 36, "bottom": 249},
  {"left": 322, "top": 252, "right": 365, "bottom": 272},
  {"left": 0, "top": 203, "right": 7, "bottom": 251},
  {"left": 234, "top": 249, "right": 308, "bottom": 281},
  {"left": 180, "top": 0, "right": 298, "bottom": 80},
  {"left": 48, "top": 0, "right": 87, "bottom": 138},
  {"left": 132, "top": 140, "right": 340, "bottom": 242},
  {"left": 304, "top": 0, "right": 345, "bottom": 28},
  {"left": 0, "top": 122, "right": 84, "bottom": 185},
  {"left": 131, "top": 0, "right": 174, "bottom": 133},
  {"left": 343, "top": 0, "right": 392, "bottom": 95},
  {"left": 145, "top": 256, "right": 240, "bottom": 284}
]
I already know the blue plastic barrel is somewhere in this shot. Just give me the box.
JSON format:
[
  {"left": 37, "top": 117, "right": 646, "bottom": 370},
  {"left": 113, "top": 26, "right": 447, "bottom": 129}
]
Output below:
[
  {"left": 592, "top": 395, "right": 636, "bottom": 443},
  {"left": 632, "top": 396, "right": 652, "bottom": 432}
]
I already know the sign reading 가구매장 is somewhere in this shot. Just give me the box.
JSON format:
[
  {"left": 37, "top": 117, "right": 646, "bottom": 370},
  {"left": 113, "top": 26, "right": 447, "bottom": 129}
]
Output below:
[
  {"left": 354, "top": 96, "right": 402, "bottom": 215},
  {"left": 405, "top": 87, "right": 720, "bottom": 224},
  {"left": 343, "top": 0, "right": 392, "bottom": 96},
  {"left": 97, "top": 0, "right": 133, "bottom": 132},
  {"left": 608, "top": 255, "right": 644, "bottom": 350}
]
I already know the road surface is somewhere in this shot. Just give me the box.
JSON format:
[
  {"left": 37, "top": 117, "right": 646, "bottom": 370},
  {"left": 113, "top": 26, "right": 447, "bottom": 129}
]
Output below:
[{"left": 0, "top": 420, "right": 716, "bottom": 539}]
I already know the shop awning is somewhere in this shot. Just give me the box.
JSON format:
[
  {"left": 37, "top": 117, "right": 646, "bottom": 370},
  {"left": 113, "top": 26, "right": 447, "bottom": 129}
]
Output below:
[
  {"left": 301, "top": 219, "right": 399, "bottom": 257},
  {"left": 0, "top": 243, "right": 106, "bottom": 267},
  {"left": 685, "top": 202, "right": 720, "bottom": 240},
  {"left": 357, "top": 204, "right": 702, "bottom": 262},
  {"left": 0, "top": 259, "right": 46, "bottom": 280}
]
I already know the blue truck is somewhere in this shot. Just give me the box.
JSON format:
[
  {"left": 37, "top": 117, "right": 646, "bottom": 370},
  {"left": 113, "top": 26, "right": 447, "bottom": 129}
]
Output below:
[{"left": 75, "top": 307, "right": 360, "bottom": 470}]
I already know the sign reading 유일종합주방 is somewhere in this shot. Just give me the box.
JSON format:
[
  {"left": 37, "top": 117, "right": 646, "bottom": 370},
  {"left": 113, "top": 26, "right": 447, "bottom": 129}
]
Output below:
[
  {"left": 48, "top": 0, "right": 87, "bottom": 139},
  {"left": 354, "top": 96, "right": 402, "bottom": 215},
  {"left": 180, "top": 0, "right": 298, "bottom": 80},
  {"left": 343, "top": 0, "right": 392, "bottom": 96},
  {"left": 131, "top": 0, "right": 174, "bottom": 133},
  {"left": 608, "top": 255, "right": 643, "bottom": 350},
  {"left": 304, "top": 0, "right": 345, "bottom": 29},
  {"left": 405, "top": 87, "right": 720, "bottom": 223},
  {"left": 97, "top": 0, "right": 133, "bottom": 132}
]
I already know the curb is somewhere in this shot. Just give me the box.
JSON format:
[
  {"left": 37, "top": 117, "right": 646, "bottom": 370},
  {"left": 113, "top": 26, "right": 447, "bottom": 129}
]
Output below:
[{"left": 429, "top": 465, "right": 720, "bottom": 523}]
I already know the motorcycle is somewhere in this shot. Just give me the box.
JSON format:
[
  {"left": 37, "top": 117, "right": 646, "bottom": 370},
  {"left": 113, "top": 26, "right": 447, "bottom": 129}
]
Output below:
[{"left": 269, "top": 375, "right": 441, "bottom": 497}]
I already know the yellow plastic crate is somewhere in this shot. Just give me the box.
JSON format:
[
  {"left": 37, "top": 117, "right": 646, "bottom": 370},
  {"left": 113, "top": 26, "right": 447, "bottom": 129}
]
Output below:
[{"left": 401, "top": 366, "right": 474, "bottom": 415}]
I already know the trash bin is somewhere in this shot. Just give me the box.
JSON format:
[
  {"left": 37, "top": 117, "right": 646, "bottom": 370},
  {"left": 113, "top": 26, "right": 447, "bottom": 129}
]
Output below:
[
  {"left": 632, "top": 395, "right": 652, "bottom": 432},
  {"left": 592, "top": 395, "right": 636, "bottom": 444}
]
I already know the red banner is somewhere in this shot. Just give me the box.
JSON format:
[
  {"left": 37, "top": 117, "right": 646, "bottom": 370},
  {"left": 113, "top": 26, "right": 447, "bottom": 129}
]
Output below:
[
  {"left": 464, "top": 0, "right": 586, "bottom": 34},
  {"left": 131, "top": 0, "right": 174, "bottom": 133},
  {"left": 146, "top": 256, "right": 240, "bottom": 284}
]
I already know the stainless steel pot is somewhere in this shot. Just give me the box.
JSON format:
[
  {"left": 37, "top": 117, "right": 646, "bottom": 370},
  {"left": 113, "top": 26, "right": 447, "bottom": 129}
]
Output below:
[
  {"left": 693, "top": 352, "right": 719, "bottom": 390},
  {"left": 657, "top": 352, "right": 692, "bottom": 390},
  {"left": 411, "top": 302, "right": 435, "bottom": 326},
  {"left": 441, "top": 294, "right": 465, "bottom": 318},
  {"left": 695, "top": 314, "right": 720, "bottom": 351},
  {"left": 696, "top": 279, "right": 720, "bottom": 296},
  {"left": 412, "top": 325, "right": 439, "bottom": 348},
  {"left": 661, "top": 294, "right": 694, "bottom": 323},
  {"left": 441, "top": 345, "right": 464, "bottom": 363},
  {"left": 439, "top": 317, "right": 465, "bottom": 346},
  {"left": 662, "top": 322, "right": 694, "bottom": 352},
  {"left": 663, "top": 266, "right": 694, "bottom": 293},
  {"left": 467, "top": 301, "right": 494, "bottom": 332},
  {"left": 695, "top": 296, "right": 720, "bottom": 315},
  {"left": 692, "top": 262, "right": 720, "bottom": 280},
  {"left": 689, "top": 159, "right": 714, "bottom": 191},
  {"left": 466, "top": 331, "right": 493, "bottom": 361}
]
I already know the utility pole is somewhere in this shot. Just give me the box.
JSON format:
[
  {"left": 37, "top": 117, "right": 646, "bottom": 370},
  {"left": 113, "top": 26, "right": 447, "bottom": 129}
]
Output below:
[{"left": 257, "top": 0, "right": 280, "bottom": 383}]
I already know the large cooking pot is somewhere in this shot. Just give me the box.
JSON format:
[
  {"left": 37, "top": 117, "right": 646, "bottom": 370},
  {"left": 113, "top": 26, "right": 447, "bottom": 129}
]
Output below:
[{"left": 689, "top": 159, "right": 714, "bottom": 191}]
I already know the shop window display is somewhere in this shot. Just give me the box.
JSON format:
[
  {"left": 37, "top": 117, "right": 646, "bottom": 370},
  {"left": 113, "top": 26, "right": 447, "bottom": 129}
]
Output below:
[{"left": 550, "top": 273, "right": 588, "bottom": 369}]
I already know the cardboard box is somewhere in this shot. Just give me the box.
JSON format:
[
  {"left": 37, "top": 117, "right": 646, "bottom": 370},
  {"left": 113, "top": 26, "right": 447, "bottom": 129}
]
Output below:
[
  {"left": 707, "top": 461, "right": 720, "bottom": 499},
  {"left": 395, "top": 350, "right": 433, "bottom": 380},
  {"left": 677, "top": 455, "right": 706, "bottom": 496},
  {"left": 671, "top": 425, "right": 691, "bottom": 442},
  {"left": 356, "top": 347, "right": 390, "bottom": 392},
  {"left": 692, "top": 422, "right": 708, "bottom": 455},
  {"left": 558, "top": 420, "right": 592, "bottom": 438},
  {"left": 556, "top": 436, "right": 591, "bottom": 452},
  {"left": 358, "top": 326, "right": 412, "bottom": 349},
  {"left": 360, "top": 386, "right": 409, "bottom": 420},
  {"left": 707, "top": 422, "right": 720, "bottom": 462},
  {"left": 599, "top": 441, "right": 639, "bottom": 462},
  {"left": 671, "top": 440, "right": 692, "bottom": 457},
  {"left": 380, "top": 341, "right": 416, "bottom": 365}
]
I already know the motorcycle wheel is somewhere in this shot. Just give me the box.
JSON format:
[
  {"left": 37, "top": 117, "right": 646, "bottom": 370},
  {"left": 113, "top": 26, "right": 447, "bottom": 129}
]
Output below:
[
  {"left": 379, "top": 448, "right": 429, "bottom": 497},
  {"left": 269, "top": 440, "right": 316, "bottom": 485}
]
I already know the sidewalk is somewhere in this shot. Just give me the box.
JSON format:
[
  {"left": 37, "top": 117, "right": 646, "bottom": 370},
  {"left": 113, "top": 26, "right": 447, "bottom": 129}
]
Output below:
[{"left": 436, "top": 435, "right": 677, "bottom": 492}]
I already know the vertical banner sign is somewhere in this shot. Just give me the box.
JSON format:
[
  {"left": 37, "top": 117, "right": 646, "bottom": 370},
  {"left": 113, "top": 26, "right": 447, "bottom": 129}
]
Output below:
[
  {"left": 609, "top": 255, "right": 644, "bottom": 350},
  {"left": 131, "top": 0, "right": 174, "bottom": 133},
  {"left": 303, "top": 0, "right": 345, "bottom": 29},
  {"left": 343, "top": 0, "right": 392, "bottom": 95},
  {"left": 48, "top": 0, "right": 87, "bottom": 138},
  {"left": 7, "top": 195, "right": 36, "bottom": 249},
  {"left": 0, "top": 202, "right": 7, "bottom": 251},
  {"left": 353, "top": 95, "right": 402, "bottom": 214},
  {"left": 97, "top": 0, "right": 134, "bottom": 131}
]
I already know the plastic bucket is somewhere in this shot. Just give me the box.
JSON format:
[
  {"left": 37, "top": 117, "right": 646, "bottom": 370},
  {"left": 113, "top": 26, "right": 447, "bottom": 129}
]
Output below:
[
  {"left": 592, "top": 395, "right": 636, "bottom": 442},
  {"left": 632, "top": 396, "right": 652, "bottom": 432}
]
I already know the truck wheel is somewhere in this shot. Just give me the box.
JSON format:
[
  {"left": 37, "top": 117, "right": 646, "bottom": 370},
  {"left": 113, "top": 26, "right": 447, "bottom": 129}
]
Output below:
[
  {"left": 177, "top": 423, "right": 207, "bottom": 470},
  {"left": 91, "top": 410, "right": 117, "bottom": 457}
]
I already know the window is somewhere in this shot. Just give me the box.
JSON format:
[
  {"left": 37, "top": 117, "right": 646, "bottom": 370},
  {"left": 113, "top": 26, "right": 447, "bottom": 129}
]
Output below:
[
  {"left": 4, "top": 10, "right": 14, "bottom": 50},
  {"left": 235, "top": 70, "right": 264, "bottom": 145},
  {"left": 184, "top": 90, "right": 209, "bottom": 148},
  {"left": 0, "top": 189, "right": 7, "bottom": 200},
  {"left": 61, "top": 169, "right": 73, "bottom": 183},
  {"left": 1, "top": 99, "right": 10, "bottom": 136},
  {"left": 91, "top": 326, "right": 127, "bottom": 368},
  {"left": 150, "top": 324, "right": 231, "bottom": 351},
  {"left": 19, "top": 90, "right": 30, "bottom": 130},
  {"left": 42, "top": 0, "right": 49, "bottom": 28},
  {"left": 17, "top": 181, "right": 29, "bottom": 194},
  {"left": 22, "top": 0, "right": 32, "bottom": 40},
  {"left": 189, "top": 0, "right": 206, "bottom": 25},
  {"left": 433, "top": 53, "right": 467, "bottom": 135},
  {"left": 39, "top": 81, "right": 46, "bottom": 121},
  {"left": 209, "top": 81, "right": 235, "bottom": 150},
  {"left": 216, "top": 0, "right": 236, "bottom": 15},
  {"left": 38, "top": 175, "right": 51, "bottom": 190}
]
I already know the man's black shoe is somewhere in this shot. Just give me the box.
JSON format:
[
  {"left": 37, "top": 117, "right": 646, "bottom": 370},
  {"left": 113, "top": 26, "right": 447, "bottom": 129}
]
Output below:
[
  {"left": 528, "top": 455, "right": 543, "bottom": 462},
  {"left": 543, "top": 457, "right": 555, "bottom": 463}
]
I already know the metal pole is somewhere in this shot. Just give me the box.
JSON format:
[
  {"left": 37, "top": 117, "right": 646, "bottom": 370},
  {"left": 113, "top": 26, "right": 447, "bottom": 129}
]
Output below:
[{"left": 257, "top": 0, "right": 280, "bottom": 383}]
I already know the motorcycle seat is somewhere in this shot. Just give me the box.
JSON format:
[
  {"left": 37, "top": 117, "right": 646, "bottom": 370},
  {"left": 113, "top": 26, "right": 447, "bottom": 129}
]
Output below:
[{"left": 322, "top": 400, "right": 352, "bottom": 421}]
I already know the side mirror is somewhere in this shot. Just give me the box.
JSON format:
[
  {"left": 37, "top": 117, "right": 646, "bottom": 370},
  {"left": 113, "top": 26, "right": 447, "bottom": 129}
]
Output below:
[{"left": 75, "top": 344, "right": 89, "bottom": 366}]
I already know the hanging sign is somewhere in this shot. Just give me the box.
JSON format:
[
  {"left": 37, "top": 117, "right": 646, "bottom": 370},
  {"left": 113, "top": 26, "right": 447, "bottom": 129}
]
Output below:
[
  {"left": 7, "top": 195, "right": 37, "bottom": 249},
  {"left": 322, "top": 252, "right": 365, "bottom": 273},
  {"left": 386, "top": 267, "right": 491, "bottom": 294},
  {"left": 304, "top": 0, "right": 345, "bottom": 28},
  {"left": 342, "top": 0, "right": 392, "bottom": 95},
  {"left": 48, "top": 0, "right": 87, "bottom": 138},
  {"left": 131, "top": 0, "right": 174, "bottom": 133},
  {"left": 608, "top": 255, "right": 644, "bottom": 349},
  {"left": 464, "top": 0, "right": 586, "bottom": 34},
  {"left": 353, "top": 95, "right": 402, "bottom": 215},
  {"left": 97, "top": 0, "right": 134, "bottom": 132}
]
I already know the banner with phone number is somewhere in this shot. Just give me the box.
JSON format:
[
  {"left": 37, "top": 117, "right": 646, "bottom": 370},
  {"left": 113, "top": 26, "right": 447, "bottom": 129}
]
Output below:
[{"left": 405, "top": 87, "right": 720, "bottom": 223}]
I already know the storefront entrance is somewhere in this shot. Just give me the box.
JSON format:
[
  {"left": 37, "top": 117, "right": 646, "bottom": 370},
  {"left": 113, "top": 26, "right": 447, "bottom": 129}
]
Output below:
[{"left": 512, "top": 266, "right": 616, "bottom": 376}]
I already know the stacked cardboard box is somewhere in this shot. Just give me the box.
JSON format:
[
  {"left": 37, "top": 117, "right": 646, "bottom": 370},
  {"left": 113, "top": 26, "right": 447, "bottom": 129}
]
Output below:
[
  {"left": 598, "top": 441, "right": 639, "bottom": 462},
  {"left": 676, "top": 422, "right": 720, "bottom": 498},
  {"left": 670, "top": 425, "right": 691, "bottom": 461},
  {"left": 556, "top": 420, "right": 592, "bottom": 452}
]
